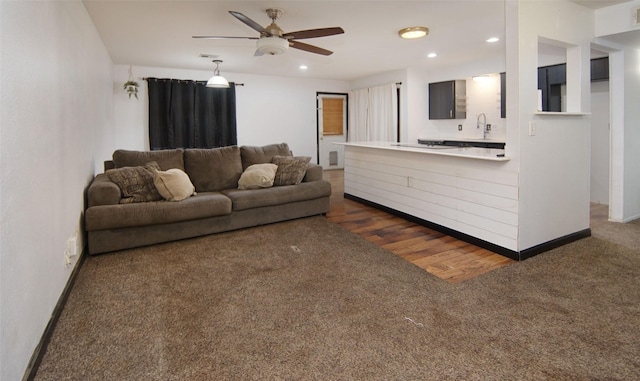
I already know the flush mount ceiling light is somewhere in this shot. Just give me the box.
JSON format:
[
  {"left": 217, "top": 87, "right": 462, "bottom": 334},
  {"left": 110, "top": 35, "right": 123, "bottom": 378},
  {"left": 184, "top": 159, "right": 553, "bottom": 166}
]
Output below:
[
  {"left": 486, "top": 37, "right": 500, "bottom": 43},
  {"left": 206, "top": 60, "right": 229, "bottom": 88},
  {"left": 256, "top": 36, "right": 290, "bottom": 55},
  {"left": 398, "top": 26, "right": 429, "bottom": 39}
]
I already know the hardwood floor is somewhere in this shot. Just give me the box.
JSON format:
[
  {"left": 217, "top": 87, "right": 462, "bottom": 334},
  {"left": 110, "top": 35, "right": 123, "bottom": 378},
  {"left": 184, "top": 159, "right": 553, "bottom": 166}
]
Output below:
[{"left": 323, "top": 169, "right": 514, "bottom": 283}]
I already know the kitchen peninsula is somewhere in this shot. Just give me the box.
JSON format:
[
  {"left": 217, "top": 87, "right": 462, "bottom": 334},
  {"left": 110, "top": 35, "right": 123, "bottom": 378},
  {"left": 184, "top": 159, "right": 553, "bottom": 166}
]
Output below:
[{"left": 341, "top": 141, "right": 520, "bottom": 258}]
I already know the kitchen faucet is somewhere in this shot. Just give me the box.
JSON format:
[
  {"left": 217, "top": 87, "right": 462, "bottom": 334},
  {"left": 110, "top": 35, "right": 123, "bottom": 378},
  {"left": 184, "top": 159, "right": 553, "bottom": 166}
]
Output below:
[{"left": 477, "top": 113, "right": 489, "bottom": 140}]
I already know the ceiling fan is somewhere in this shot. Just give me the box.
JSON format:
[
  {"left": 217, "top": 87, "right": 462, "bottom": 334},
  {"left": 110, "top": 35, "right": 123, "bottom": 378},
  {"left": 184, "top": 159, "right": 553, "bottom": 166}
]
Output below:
[{"left": 193, "top": 9, "right": 344, "bottom": 56}]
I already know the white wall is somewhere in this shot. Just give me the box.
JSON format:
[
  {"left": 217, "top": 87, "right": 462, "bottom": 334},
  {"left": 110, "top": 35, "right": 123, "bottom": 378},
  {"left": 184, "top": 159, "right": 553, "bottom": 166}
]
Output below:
[
  {"left": 415, "top": 56, "right": 507, "bottom": 142},
  {"left": 594, "top": 0, "right": 640, "bottom": 37},
  {"left": 621, "top": 48, "right": 640, "bottom": 221},
  {"left": 111, "top": 65, "right": 349, "bottom": 172},
  {"left": 0, "top": 1, "right": 114, "bottom": 380},
  {"left": 515, "top": 0, "right": 593, "bottom": 250}
]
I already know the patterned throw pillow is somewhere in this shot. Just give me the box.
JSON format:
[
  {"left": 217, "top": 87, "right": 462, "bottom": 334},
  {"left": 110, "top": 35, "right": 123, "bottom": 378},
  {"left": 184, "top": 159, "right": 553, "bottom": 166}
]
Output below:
[
  {"left": 106, "top": 161, "right": 163, "bottom": 203},
  {"left": 272, "top": 156, "right": 311, "bottom": 186}
]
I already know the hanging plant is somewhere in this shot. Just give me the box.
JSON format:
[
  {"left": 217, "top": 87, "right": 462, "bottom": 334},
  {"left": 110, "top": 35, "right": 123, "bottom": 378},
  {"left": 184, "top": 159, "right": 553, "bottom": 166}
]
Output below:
[
  {"left": 124, "top": 81, "right": 139, "bottom": 99},
  {"left": 124, "top": 65, "right": 139, "bottom": 99}
]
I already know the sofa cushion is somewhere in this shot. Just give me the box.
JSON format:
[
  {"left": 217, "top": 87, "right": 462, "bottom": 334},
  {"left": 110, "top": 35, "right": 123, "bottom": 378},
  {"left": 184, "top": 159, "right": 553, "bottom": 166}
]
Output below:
[
  {"left": 106, "top": 162, "right": 163, "bottom": 204},
  {"left": 272, "top": 156, "right": 311, "bottom": 186},
  {"left": 88, "top": 173, "right": 122, "bottom": 207},
  {"left": 154, "top": 168, "right": 196, "bottom": 201},
  {"left": 240, "top": 143, "right": 291, "bottom": 170},
  {"left": 222, "top": 181, "right": 332, "bottom": 211},
  {"left": 184, "top": 146, "right": 243, "bottom": 192},
  {"left": 85, "top": 192, "right": 232, "bottom": 231},
  {"left": 113, "top": 148, "right": 184, "bottom": 171},
  {"left": 237, "top": 163, "right": 278, "bottom": 190}
]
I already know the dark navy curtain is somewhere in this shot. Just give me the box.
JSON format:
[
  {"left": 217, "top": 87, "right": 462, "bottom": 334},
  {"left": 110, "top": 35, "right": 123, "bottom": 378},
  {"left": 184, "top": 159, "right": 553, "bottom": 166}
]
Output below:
[{"left": 147, "top": 78, "right": 237, "bottom": 150}]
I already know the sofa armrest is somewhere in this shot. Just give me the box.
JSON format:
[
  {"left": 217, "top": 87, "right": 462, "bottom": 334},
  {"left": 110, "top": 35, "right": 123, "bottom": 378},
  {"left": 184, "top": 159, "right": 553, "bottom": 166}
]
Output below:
[
  {"left": 87, "top": 173, "right": 121, "bottom": 207},
  {"left": 302, "top": 163, "right": 323, "bottom": 182}
]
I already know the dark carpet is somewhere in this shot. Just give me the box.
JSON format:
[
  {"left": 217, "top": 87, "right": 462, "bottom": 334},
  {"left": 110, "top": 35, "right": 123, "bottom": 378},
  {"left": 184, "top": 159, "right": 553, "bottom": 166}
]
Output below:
[{"left": 34, "top": 216, "right": 640, "bottom": 380}]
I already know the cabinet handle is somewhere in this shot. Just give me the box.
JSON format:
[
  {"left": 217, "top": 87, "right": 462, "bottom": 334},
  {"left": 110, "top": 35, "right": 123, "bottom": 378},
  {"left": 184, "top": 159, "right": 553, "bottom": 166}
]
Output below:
[{"left": 450, "top": 110, "right": 453, "bottom": 118}]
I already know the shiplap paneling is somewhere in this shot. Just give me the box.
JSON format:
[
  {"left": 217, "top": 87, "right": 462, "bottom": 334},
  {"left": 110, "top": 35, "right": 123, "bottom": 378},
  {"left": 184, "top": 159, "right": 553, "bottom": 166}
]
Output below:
[{"left": 344, "top": 146, "right": 520, "bottom": 251}]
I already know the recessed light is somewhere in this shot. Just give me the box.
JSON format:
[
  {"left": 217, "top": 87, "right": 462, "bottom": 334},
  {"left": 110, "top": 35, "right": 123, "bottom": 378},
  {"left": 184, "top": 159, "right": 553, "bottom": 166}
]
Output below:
[
  {"left": 399, "top": 26, "right": 429, "bottom": 39},
  {"left": 486, "top": 37, "right": 499, "bottom": 43},
  {"left": 427, "top": 53, "right": 437, "bottom": 58},
  {"left": 299, "top": 65, "right": 308, "bottom": 70}
]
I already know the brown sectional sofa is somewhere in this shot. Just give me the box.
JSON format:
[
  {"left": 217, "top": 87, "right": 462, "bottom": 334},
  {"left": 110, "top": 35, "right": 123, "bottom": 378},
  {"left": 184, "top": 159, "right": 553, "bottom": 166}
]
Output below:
[{"left": 85, "top": 143, "right": 331, "bottom": 255}]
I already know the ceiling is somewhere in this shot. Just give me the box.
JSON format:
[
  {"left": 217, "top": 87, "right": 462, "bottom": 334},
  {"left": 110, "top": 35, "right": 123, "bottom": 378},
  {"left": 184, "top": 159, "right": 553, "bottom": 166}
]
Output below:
[{"left": 83, "top": 0, "right": 635, "bottom": 81}]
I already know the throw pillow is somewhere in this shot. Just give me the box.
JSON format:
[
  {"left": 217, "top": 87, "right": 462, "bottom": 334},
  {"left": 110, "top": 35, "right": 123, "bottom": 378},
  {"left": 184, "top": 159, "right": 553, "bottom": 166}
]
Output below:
[
  {"left": 240, "top": 143, "right": 292, "bottom": 170},
  {"left": 237, "top": 163, "right": 278, "bottom": 190},
  {"left": 272, "top": 156, "right": 311, "bottom": 186},
  {"left": 153, "top": 168, "right": 196, "bottom": 201},
  {"left": 106, "top": 161, "right": 163, "bottom": 204}
]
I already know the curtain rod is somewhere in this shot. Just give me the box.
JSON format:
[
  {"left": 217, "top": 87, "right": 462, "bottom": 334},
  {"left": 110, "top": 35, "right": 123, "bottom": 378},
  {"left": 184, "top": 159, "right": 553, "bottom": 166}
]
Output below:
[{"left": 142, "top": 77, "right": 244, "bottom": 86}]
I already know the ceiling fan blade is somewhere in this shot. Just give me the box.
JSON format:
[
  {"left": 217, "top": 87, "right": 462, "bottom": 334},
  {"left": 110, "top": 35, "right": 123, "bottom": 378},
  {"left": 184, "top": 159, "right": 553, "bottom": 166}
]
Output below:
[
  {"left": 289, "top": 40, "right": 333, "bottom": 56},
  {"left": 283, "top": 27, "right": 344, "bottom": 40},
  {"left": 229, "top": 11, "right": 270, "bottom": 36},
  {"left": 192, "top": 36, "right": 259, "bottom": 40}
]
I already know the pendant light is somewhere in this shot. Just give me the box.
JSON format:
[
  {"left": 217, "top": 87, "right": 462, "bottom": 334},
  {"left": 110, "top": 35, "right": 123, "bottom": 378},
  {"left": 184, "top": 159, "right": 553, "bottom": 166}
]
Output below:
[{"left": 206, "top": 60, "right": 230, "bottom": 88}]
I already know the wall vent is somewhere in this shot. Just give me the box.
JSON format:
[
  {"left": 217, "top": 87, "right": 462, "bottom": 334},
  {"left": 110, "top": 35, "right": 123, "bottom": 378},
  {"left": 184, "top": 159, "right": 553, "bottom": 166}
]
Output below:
[
  {"left": 329, "top": 151, "right": 338, "bottom": 166},
  {"left": 633, "top": 7, "right": 640, "bottom": 27}
]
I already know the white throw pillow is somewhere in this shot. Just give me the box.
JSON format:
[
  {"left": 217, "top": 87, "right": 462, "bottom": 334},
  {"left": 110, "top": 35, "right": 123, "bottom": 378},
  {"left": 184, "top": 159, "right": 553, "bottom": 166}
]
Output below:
[
  {"left": 237, "top": 163, "right": 278, "bottom": 190},
  {"left": 153, "top": 168, "right": 195, "bottom": 201}
]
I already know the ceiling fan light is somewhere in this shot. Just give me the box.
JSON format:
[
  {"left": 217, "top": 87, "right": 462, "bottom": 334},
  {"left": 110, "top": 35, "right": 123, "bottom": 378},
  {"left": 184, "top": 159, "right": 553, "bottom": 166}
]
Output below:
[
  {"left": 399, "top": 26, "right": 429, "bottom": 39},
  {"left": 256, "top": 36, "right": 289, "bottom": 55}
]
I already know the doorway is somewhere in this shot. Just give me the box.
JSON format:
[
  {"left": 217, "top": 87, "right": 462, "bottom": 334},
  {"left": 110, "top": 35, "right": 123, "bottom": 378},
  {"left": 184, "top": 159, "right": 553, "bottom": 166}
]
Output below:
[
  {"left": 590, "top": 45, "right": 623, "bottom": 222},
  {"left": 316, "top": 92, "right": 348, "bottom": 169},
  {"left": 590, "top": 59, "right": 610, "bottom": 206}
]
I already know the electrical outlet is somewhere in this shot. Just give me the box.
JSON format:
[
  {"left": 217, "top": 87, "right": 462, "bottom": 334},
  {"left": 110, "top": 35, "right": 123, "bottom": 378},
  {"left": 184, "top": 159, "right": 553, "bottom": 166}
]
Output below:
[
  {"left": 528, "top": 121, "right": 536, "bottom": 136},
  {"left": 458, "top": 124, "right": 463, "bottom": 131},
  {"left": 68, "top": 236, "right": 77, "bottom": 257},
  {"left": 486, "top": 124, "right": 491, "bottom": 131}
]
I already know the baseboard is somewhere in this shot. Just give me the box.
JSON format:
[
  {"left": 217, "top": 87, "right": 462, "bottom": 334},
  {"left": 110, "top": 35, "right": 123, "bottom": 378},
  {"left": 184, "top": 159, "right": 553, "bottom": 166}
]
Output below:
[
  {"left": 22, "top": 247, "right": 87, "bottom": 381},
  {"left": 344, "top": 193, "right": 591, "bottom": 261},
  {"left": 518, "top": 229, "right": 592, "bottom": 260}
]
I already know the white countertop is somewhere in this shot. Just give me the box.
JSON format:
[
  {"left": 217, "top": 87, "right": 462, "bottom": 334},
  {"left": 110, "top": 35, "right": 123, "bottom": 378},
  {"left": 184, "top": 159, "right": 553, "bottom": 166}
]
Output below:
[{"left": 339, "top": 141, "right": 509, "bottom": 161}]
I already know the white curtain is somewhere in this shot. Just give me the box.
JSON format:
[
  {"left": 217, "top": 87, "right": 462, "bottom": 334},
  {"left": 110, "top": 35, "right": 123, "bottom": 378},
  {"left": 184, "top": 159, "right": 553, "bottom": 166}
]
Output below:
[
  {"left": 348, "top": 83, "right": 398, "bottom": 142},
  {"left": 348, "top": 88, "right": 369, "bottom": 142}
]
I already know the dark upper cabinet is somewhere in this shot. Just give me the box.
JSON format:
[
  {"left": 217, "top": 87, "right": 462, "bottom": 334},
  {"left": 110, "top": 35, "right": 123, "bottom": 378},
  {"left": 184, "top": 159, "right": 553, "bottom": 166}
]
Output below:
[
  {"left": 537, "top": 58, "right": 609, "bottom": 112},
  {"left": 546, "top": 64, "right": 566, "bottom": 85},
  {"left": 591, "top": 57, "right": 609, "bottom": 81},
  {"left": 538, "top": 64, "right": 564, "bottom": 112},
  {"left": 429, "top": 80, "right": 466, "bottom": 120},
  {"left": 537, "top": 67, "right": 552, "bottom": 111},
  {"left": 500, "top": 72, "right": 506, "bottom": 118}
]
